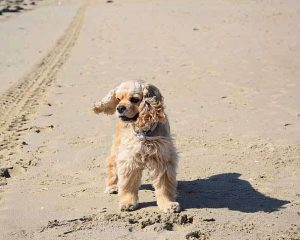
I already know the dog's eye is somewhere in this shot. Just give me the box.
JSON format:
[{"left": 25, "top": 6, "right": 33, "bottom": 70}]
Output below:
[
  {"left": 130, "top": 97, "right": 140, "bottom": 103},
  {"left": 116, "top": 98, "right": 120, "bottom": 101}
]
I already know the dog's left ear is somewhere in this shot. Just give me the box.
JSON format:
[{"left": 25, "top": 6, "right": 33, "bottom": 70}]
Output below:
[
  {"left": 141, "top": 83, "right": 166, "bottom": 123},
  {"left": 142, "top": 83, "right": 163, "bottom": 103}
]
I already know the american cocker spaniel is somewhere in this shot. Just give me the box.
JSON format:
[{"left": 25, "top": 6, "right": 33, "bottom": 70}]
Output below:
[{"left": 93, "top": 81, "right": 180, "bottom": 213}]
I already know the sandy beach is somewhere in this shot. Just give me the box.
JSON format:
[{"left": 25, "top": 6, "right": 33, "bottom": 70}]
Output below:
[{"left": 0, "top": 0, "right": 299, "bottom": 239}]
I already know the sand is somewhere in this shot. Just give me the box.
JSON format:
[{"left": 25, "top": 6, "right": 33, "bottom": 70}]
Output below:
[
  {"left": 0, "top": 0, "right": 46, "bottom": 20},
  {"left": 0, "top": 0, "right": 299, "bottom": 239}
]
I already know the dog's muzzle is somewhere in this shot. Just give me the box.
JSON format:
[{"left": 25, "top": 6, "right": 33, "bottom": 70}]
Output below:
[{"left": 118, "top": 113, "right": 139, "bottom": 122}]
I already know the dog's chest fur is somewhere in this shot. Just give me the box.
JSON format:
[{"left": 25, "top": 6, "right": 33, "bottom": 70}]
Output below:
[{"left": 116, "top": 124, "right": 176, "bottom": 169}]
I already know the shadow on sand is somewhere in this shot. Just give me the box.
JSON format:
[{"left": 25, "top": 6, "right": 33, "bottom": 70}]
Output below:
[
  {"left": 177, "top": 173, "right": 290, "bottom": 212},
  {"left": 141, "top": 173, "right": 290, "bottom": 212}
]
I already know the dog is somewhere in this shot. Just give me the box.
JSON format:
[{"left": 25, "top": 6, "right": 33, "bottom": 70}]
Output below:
[{"left": 93, "top": 81, "right": 180, "bottom": 213}]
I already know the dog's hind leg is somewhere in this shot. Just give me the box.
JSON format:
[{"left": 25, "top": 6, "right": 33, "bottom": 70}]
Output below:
[
  {"left": 104, "top": 154, "right": 118, "bottom": 194},
  {"left": 104, "top": 123, "right": 123, "bottom": 194}
]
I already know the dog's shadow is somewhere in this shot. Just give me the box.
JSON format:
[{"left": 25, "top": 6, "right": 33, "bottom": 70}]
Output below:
[{"left": 141, "top": 173, "right": 290, "bottom": 213}]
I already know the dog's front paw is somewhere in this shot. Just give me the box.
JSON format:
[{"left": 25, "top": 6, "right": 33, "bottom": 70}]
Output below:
[
  {"left": 119, "top": 201, "right": 138, "bottom": 211},
  {"left": 158, "top": 201, "right": 181, "bottom": 213},
  {"left": 104, "top": 185, "right": 118, "bottom": 194}
]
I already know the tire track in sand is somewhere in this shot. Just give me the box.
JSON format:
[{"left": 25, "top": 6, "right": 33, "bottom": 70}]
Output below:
[{"left": 0, "top": 2, "right": 87, "bottom": 167}]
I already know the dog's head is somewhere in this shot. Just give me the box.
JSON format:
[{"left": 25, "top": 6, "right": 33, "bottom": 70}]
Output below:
[{"left": 93, "top": 81, "right": 165, "bottom": 129}]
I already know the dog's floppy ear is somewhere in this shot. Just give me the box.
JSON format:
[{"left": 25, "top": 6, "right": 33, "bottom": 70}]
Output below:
[
  {"left": 142, "top": 83, "right": 163, "bottom": 103},
  {"left": 93, "top": 88, "right": 118, "bottom": 115},
  {"left": 139, "top": 83, "right": 165, "bottom": 123}
]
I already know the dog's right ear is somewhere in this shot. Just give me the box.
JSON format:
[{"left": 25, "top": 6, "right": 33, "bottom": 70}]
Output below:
[{"left": 93, "top": 88, "right": 118, "bottom": 115}]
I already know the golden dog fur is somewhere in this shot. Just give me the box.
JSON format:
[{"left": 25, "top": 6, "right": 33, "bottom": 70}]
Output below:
[{"left": 93, "top": 81, "right": 180, "bottom": 213}]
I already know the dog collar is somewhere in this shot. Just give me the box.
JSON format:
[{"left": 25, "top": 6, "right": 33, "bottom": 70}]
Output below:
[{"left": 133, "top": 122, "right": 159, "bottom": 141}]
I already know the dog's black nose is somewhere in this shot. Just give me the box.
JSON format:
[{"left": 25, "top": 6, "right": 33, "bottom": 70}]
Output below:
[{"left": 117, "top": 105, "right": 126, "bottom": 113}]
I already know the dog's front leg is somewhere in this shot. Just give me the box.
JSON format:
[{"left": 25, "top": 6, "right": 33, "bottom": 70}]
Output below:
[
  {"left": 117, "top": 160, "right": 142, "bottom": 211},
  {"left": 152, "top": 161, "right": 181, "bottom": 213}
]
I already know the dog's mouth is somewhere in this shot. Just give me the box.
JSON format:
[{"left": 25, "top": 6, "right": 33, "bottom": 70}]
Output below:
[{"left": 119, "top": 113, "right": 139, "bottom": 122}]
